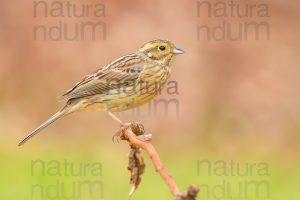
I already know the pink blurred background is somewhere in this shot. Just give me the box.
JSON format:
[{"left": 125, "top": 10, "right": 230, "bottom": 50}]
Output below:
[{"left": 0, "top": 0, "right": 299, "bottom": 162}]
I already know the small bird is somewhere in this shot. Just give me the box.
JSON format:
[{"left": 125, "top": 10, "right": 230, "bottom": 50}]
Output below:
[{"left": 18, "top": 39, "right": 184, "bottom": 146}]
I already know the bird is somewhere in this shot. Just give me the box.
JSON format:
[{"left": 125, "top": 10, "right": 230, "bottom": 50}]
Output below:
[{"left": 18, "top": 39, "right": 184, "bottom": 146}]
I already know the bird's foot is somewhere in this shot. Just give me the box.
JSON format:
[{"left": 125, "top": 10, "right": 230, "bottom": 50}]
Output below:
[
  {"left": 112, "top": 122, "right": 152, "bottom": 143},
  {"left": 112, "top": 123, "right": 131, "bottom": 143}
]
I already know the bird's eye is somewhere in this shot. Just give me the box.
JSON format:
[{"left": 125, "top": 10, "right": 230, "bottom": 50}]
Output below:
[{"left": 159, "top": 46, "right": 166, "bottom": 51}]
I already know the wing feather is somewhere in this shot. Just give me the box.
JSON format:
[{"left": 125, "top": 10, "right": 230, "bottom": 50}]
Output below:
[{"left": 62, "top": 54, "right": 143, "bottom": 100}]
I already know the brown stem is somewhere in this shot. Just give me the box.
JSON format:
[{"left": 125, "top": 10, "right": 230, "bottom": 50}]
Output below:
[
  {"left": 123, "top": 127, "right": 181, "bottom": 196},
  {"left": 107, "top": 111, "right": 198, "bottom": 199}
]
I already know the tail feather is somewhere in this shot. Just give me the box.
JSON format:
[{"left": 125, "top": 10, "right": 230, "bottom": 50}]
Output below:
[{"left": 18, "top": 109, "right": 67, "bottom": 146}]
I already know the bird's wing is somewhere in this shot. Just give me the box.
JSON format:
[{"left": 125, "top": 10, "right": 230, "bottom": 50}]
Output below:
[{"left": 62, "top": 54, "right": 144, "bottom": 100}]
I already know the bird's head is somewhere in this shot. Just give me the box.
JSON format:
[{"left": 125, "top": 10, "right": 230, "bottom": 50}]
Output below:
[{"left": 138, "top": 39, "right": 184, "bottom": 64}]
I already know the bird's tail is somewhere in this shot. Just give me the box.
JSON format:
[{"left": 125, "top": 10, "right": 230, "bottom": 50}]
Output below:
[{"left": 18, "top": 106, "right": 69, "bottom": 146}]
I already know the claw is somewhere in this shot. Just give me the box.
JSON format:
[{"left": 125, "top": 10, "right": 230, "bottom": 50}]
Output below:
[
  {"left": 112, "top": 123, "right": 130, "bottom": 143},
  {"left": 112, "top": 122, "right": 151, "bottom": 143},
  {"left": 112, "top": 135, "right": 119, "bottom": 143},
  {"left": 112, "top": 129, "right": 122, "bottom": 143}
]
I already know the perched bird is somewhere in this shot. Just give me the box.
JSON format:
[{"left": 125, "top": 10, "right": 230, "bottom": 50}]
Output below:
[{"left": 18, "top": 39, "right": 184, "bottom": 146}]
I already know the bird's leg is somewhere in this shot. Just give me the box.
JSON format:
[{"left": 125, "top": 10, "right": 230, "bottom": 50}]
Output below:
[
  {"left": 107, "top": 112, "right": 151, "bottom": 142},
  {"left": 107, "top": 112, "right": 129, "bottom": 142},
  {"left": 108, "top": 111, "right": 124, "bottom": 126}
]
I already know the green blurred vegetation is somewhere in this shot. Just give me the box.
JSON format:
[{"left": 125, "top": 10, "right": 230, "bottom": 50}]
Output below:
[{"left": 1, "top": 131, "right": 300, "bottom": 200}]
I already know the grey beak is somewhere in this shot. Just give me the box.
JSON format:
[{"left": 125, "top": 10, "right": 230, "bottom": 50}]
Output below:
[{"left": 172, "top": 47, "right": 185, "bottom": 55}]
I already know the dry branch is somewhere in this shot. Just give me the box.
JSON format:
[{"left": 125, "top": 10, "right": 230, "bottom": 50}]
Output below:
[{"left": 113, "top": 121, "right": 199, "bottom": 200}]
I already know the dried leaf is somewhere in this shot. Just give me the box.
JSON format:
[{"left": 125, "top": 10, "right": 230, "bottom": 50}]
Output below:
[
  {"left": 127, "top": 147, "right": 145, "bottom": 198},
  {"left": 130, "top": 122, "right": 145, "bottom": 136}
]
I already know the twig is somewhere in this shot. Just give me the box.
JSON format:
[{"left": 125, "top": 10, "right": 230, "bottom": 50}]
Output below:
[
  {"left": 108, "top": 113, "right": 199, "bottom": 199},
  {"left": 123, "top": 123, "right": 181, "bottom": 196}
]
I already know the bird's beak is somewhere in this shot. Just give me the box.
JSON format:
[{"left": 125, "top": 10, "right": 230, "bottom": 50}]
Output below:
[{"left": 172, "top": 47, "right": 185, "bottom": 55}]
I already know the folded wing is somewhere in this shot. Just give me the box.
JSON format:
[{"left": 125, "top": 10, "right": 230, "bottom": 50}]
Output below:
[{"left": 62, "top": 54, "right": 144, "bottom": 100}]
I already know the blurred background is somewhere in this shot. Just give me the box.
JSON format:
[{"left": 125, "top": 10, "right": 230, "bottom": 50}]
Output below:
[{"left": 0, "top": 0, "right": 299, "bottom": 199}]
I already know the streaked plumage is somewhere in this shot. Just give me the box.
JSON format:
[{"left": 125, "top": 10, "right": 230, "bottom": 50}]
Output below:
[{"left": 18, "top": 39, "right": 184, "bottom": 146}]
